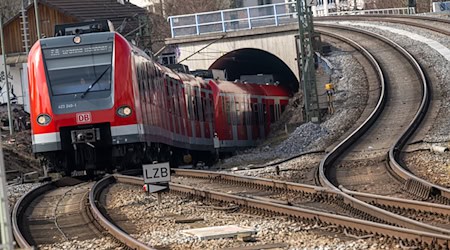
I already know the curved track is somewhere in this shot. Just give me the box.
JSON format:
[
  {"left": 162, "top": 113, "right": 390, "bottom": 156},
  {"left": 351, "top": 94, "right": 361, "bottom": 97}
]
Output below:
[
  {"left": 12, "top": 178, "right": 103, "bottom": 248},
  {"left": 12, "top": 177, "right": 153, "bottom": 249},
  {"left": 316, "top": 16, "right": 450, "bottom": 203},
  {"left": 111, "top": 173, "right": 450, "bottom": 249},
  {"left": 317, "top": 24, "right": 424, "bottom": 196}
]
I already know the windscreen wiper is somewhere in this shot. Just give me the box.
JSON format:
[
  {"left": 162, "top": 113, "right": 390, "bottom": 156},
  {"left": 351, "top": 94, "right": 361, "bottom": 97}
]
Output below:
[{"left": 80, "top": 65, "right": 111, "bottom": 98}]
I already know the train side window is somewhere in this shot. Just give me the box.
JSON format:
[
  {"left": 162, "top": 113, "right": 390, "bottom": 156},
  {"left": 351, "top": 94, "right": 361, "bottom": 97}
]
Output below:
[
  {"left": 242, "top": 100, "right": 246, "bottom": 126},
  {"left": 201, "top": 98, "right": 207, "bottom": 122},
  {"left": 270, "top": 105, "right": 275, "bottom": 123},
  {"left": 167, "top": 84, "right": 172, "bottom": 113},
  {"left": 186, "top": 86, "right": 192, "bottom": 120},
  {"left": 281, "top": 104, "right": 286, "bottom": 113},
  {"left": 262, "top": 104, "right": 266, "bottom": 123},
  {"left": 177, "top": 87, "right": 181, "bottom": 117},
  {"left": 246, "top": 99, "right": 251, "bottom": 126},
  {"left": 235, "top": 102, "right": 240, "bottom": 125},
  {"left": 197, "top": 94, "right": 203, "bottom": 122},
  {"left": 205, "top": 97, "right": 212, "bottom": 122},
  {"left": 276, "top": 103, "right": 280, "bottom": 120},
  {"left": 223, "top": 97, "right": 231, "bottom": 125},
  {"left": 252, "top": 103, "right": 258, "bottom": 125}
]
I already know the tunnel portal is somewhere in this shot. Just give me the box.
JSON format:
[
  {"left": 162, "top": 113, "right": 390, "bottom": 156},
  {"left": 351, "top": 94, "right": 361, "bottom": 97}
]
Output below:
[{"left": 209, "top": 48, "right": 299, "bottom": 93}]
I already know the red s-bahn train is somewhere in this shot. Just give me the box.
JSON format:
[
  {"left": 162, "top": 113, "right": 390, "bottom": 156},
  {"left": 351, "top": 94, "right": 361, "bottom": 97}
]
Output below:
[{"left": 28, "top": 21, "right": 290, "bottom": 175}]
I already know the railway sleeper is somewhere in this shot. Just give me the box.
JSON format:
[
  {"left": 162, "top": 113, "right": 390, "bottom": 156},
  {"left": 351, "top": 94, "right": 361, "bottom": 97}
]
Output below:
[
  {"left": 166, "top": 187, "right": 450, "bottom": 249},
  {"left": 403, "top": 179, "right": 432, "bottom": 200}
]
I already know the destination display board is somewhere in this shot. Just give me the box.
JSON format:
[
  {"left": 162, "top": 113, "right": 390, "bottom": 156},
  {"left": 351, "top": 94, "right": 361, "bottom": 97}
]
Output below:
[{"left": 43, "top": 43, "right": 113, "bottom": 59}]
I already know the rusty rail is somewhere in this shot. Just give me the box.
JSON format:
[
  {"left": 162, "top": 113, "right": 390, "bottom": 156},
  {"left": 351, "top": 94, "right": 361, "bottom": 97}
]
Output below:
[
  {"left": 315, "top": 26, "right": 450, "bottom": 235},
  {"left": 89, "top": 175, "right": 155, "bottom": 250},
  {"left": 116, "top": 174, "right": 450, "bottom": 249},
  {"left": 12, "top": 183, "right": 55, "bottom": 249},
  {"left": 316, "top": 17, "right": 450, "bottom": 203}
]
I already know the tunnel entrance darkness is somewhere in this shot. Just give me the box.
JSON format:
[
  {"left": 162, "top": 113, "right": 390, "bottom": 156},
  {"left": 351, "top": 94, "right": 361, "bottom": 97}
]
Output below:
[{"left": 209, "top": 48, "right": 299, "bottom": 93}]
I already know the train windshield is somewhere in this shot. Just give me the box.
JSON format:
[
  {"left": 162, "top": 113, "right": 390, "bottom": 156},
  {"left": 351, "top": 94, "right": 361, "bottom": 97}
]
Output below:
[{"left": 42, "top": 42, "right": 113, "bottom": 96}]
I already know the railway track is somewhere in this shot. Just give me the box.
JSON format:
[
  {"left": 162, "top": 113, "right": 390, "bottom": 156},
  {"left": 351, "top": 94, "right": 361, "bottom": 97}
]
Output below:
[
  {"left": 105, "top": 174, "right": 450, "bottom": 249},
  {"left": 318, "top": 15, "right": 450, "bottom": 36},
  {"left": 317, "top": 23, "right": 450, "bottom": 203},
  {"left": 11, "top": 14, "right": 450, "bottom": 249},
  {"left": 317, "top": 16, "right": 450, "bottom": 203},
  {"left": 12, "top": 177, "right": 149, "bottom": 249},
  {"left": 313, "top": 24, "right": 450, "bottom": 232}
]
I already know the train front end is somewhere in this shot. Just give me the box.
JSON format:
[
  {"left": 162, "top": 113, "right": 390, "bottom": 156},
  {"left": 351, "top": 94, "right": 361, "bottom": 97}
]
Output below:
[{"left": 28, "top": 23, "right": 139, "bottom": 175}]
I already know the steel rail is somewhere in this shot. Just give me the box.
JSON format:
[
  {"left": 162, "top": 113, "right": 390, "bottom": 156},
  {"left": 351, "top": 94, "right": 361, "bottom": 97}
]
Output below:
[
  {"left": 317, "top": 16, "right": 450, "bottom": 36},
  {"left": 89, "top": 175, "right": 155, "bottom": 250},
  {"left": 173, "top": 168, "right": 450, "bottom": 222},
  {"left": 340, "top": 186, "right": 450, "bottom": 217},
  {"left": 12, "top": 183, "right": 55, "bottom": 249},
  {"left": 317, "top": 22, "right": 450, "bottom": 202},
  {"left": 315, "top": 26, "right": 450, "bottom": 235},
  {"left": 315, "top": 14, "right": 450, "bottom": 25},
  {"left": 173, "top": 168, "right": 331, "bottom": 194},
  {"left": 114, "top": 174, "right": 450, "bottom": 249},
  {"left": 172, "top": 169, "right": 450, "bottom": 216}
]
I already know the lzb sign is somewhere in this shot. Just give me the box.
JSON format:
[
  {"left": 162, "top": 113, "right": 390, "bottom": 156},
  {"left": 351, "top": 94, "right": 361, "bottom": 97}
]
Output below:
[{"left": 143, "top": 162, "right": 171, "bottom": 184}]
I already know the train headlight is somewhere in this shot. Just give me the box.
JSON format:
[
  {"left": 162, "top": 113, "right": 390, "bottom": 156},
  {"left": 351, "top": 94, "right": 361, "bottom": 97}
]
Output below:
[
  {"left": 73, "top": 36, "right": 81, "bottom": 44},
  {"left": 117, "top": 106, "right": 132, "bottom": 117},
  {"left": 37, "top": 114, "right": 51, "bottom": 126}
]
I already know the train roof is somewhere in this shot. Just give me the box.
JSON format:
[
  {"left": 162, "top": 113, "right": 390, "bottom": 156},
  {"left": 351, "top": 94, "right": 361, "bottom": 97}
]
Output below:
[
  {"left": 212, "top": 80, "right": 289, "bottom": 97},
  {"left": 154, "top": 64, "right": 209, "bottom": 89}
]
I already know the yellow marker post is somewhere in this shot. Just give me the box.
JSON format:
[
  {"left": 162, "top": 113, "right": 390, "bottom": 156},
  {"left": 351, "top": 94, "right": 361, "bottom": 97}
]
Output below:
[{"left": 325, "top": 83, "right": 335, "bottom": 114}]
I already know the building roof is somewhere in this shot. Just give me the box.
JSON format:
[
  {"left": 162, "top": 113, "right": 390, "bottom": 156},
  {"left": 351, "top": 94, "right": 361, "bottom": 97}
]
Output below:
[
  {"left": 4, "top": 0, "right": 147, "bottom": 36},
  {"left": 40, "top": 0, "right": 147, "bottom": 35}
]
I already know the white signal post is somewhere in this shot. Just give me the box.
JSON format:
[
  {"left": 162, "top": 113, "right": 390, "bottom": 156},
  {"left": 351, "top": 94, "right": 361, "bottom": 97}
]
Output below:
[{"left": 142, "top": 162, "right": 171, "bottom": 206}]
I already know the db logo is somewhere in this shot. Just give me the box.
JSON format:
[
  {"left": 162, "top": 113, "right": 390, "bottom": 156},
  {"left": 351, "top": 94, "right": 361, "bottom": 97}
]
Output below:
[{"left": 76, "top": 112, "right": 92, "bottom": 124}]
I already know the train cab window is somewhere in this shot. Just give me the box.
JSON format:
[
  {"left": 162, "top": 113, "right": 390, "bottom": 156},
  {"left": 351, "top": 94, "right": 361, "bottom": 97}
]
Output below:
[
  {"left": 43, "top": 42, "right": 113, "bottom": 96},
  {"left": 281, "top": 104, "right": 286, "bottom": 113}
]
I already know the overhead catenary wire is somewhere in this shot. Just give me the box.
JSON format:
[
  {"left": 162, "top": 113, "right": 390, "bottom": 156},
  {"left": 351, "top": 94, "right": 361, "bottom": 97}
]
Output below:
[{"left": 178, "top": 34, "right": 227, "bottom": 64}]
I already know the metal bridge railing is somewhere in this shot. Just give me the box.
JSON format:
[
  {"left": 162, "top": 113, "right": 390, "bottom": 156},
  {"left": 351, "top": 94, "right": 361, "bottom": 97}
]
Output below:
[
  {"left": 168, "top": 2, "right": 416, "bottom": 38},
  {"left": 328, "top": 7, "right": 416, "bottom": 16}
]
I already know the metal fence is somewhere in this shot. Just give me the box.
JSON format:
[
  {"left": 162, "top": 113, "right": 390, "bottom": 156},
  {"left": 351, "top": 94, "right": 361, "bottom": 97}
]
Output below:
[
  {"left": 328, "top": 7, "right": 416, "bottom": 16},
  {"left": 168, "top": 1, "right": 416, "bottom": 38}
]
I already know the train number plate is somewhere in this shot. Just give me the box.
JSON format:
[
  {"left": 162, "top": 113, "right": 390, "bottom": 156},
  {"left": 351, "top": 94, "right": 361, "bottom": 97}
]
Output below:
[{"left": 76, "top": 112, "right": 92, "bottom": 124}]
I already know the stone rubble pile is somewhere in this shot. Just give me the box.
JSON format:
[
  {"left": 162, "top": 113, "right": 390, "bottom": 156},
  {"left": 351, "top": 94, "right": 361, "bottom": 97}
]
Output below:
[{"left": 219, "top": 50, "right": 368, "bottom": 168}]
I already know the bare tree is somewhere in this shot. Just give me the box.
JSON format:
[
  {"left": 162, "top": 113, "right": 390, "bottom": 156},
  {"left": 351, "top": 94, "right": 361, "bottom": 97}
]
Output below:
[
  {"left": 364, "top": 0, "right": 439, "bottom": 13},
  {"left": 148, "top": 0, "right": 232, "bottom": 52},
  {"left": 0, "top": 0, "right": 21, "bottom": 20},
  {"left": 163, "top": 0, "right": 231, "bottom": 16}
]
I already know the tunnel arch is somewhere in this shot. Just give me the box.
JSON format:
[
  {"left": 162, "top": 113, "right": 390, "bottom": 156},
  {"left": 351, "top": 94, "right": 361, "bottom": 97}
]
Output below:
[{"left": 209, "top": 48, "right": 299, "bottom": 92}]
